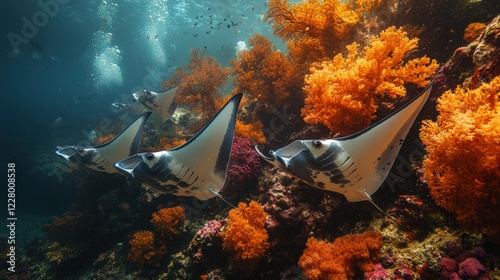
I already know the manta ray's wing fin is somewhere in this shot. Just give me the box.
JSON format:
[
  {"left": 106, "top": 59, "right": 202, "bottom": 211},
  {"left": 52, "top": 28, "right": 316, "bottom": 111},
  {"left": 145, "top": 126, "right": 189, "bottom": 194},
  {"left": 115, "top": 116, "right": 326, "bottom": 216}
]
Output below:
[
  {"left": 134, "top": 87, "right": 178, "bottom": 118},
  {"left": 336, "top": 84, "right": 432, "bottom": 202},
  {"left": 168, "top": 93, "right": 242, "bottom": 196},
  {"left": 94, "top": 112, "right": 151, "bottom": 172}
]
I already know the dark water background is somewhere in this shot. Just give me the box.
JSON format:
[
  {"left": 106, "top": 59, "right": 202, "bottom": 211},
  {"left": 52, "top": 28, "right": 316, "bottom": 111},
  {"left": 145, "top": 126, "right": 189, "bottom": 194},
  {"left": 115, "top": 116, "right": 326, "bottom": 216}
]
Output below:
[{"left": 0, "top": 0, "right": 275, "bottom": 242}]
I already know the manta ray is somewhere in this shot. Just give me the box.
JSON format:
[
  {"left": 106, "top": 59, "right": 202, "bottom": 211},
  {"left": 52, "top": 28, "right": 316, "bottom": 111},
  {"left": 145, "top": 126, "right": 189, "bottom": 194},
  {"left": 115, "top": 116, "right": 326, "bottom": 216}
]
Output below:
[
  {"left": 256, "top": 84, "right": 432, "bottom": 215},
  {"left": 111, "top": 87, "right": 178, "bottom": 118},
  {"left": 114, "top": 93, "right": 242, "bottom": 201},
  {"left": 55, "top": 112, "right": 151, "bottom": 174}
]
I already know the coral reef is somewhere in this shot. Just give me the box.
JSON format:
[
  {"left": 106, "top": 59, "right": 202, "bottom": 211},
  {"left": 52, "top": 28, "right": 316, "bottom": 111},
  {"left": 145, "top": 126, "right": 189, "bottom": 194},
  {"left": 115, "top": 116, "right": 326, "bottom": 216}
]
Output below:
[
  {"left": 420, "top": 76, "right": 500, "bottom": 242},
  {"left": 151, "top": 206, "right": 186, "bottom": 239},
  {"left": 222, "top": 201, "right": 269, "bottom": 271},
  {"left": 18, "top": 2, "right": 500, "bottom": 280},
  {"left": 298, "top": 231, "right": 383, "bottom": 280},
  {"left": 302, "top": 26, "right": 438, "bottom": 135},
  {"left": 223, "top": 136, "right": 261, "bottom": 199}
]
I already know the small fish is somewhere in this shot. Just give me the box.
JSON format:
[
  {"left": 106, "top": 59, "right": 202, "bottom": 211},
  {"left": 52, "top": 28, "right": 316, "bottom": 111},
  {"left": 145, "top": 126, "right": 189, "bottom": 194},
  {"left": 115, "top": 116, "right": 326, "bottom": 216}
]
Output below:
[{"left": 154, "top": 34, "right": 158, "bottom": 39}]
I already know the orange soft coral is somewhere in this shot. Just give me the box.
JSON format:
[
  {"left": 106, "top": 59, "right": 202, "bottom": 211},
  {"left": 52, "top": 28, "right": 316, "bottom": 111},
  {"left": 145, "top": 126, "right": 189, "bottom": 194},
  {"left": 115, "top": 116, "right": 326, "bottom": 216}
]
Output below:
[
  {"left": 298, "top": 231, "right": 383, "bottom": 280},
  {"left": 95, "top": 133, "right": 116, "bottom": 145},
  {"left": 128, "top": 230, "right": 164, "bottom": 267},
  {"left": 420, "top": 76, "right": 500, "bottom": 242},
  {"left": 222, "top": 201, "right": 269, "bottom": 270},
  {"left": 302, "top": 26, "right": 438, "bottom": 135},
  {"left": 464, "top": 22, "right": 486, "bottom": 43},
  {"left": 235, "top": 120, "right": 266, "bottom": 144},
  {"left": 231, "top": 34, "right": 295, "bottom": 107},
  {"left": 265, "top": 0, "right": 358, "bottom": 49},
  {"left": 265, "top": 0, "right": 383, "bottom": 56},
  {"left": 164, "top": 48, "right": 230, "bottom": 118},
  {"left": 157, "top": 137, "right": 187, "bottom": 151},
  {"left": 151, "top": 206, "right": 185, "bottom": 239}
]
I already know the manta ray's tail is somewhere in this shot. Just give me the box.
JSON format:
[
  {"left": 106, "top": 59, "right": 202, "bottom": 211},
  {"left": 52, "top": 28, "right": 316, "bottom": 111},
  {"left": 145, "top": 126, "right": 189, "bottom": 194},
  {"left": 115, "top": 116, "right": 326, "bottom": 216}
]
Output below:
[{"left": 367, "top": 199, "right": 401, "bottom": 226}]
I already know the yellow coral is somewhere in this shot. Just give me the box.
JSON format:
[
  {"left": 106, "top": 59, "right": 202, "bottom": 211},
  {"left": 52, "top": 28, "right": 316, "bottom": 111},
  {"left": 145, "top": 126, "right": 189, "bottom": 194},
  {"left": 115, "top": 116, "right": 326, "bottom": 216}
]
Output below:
[
  {"left": 302, "top": 26, "right": 438, "bottom": 135},
  {"left": 46, "top": 242, "right": 80, "bottom": 265},
  {"left": 420, "top": 76, "right": 500, "bottom": 242}
]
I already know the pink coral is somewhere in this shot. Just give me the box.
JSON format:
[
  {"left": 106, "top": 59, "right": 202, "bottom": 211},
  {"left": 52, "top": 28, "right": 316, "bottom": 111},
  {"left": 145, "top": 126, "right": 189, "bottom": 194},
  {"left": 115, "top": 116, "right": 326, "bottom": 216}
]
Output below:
[
  {"left": 196, "top": 220, "right": 222, "bottom": 239},
  {"left": 440, "top": 258, "right": 458, "bottom": 278},
  {"left": 223, "top": 136, "right": 261, "bottom": 198},
  {"left": 458, "top": 258, "right": 488, "bottom": 279},
  {"left": 364, "top": 263, "right": 389, "bottom": 280}
]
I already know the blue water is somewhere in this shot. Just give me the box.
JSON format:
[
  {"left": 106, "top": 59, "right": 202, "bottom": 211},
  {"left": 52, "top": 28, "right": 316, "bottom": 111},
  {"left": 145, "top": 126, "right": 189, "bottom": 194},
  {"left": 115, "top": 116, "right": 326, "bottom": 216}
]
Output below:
[{"left": 1, "top": 0, "right": 277, "bottom": 217}]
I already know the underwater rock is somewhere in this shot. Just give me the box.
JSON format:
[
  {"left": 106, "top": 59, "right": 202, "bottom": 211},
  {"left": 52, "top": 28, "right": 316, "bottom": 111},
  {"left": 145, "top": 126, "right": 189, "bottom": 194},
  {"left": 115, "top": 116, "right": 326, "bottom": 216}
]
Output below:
[{"left": 434, "top": 15, "right": 500, "bottom": 91}]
